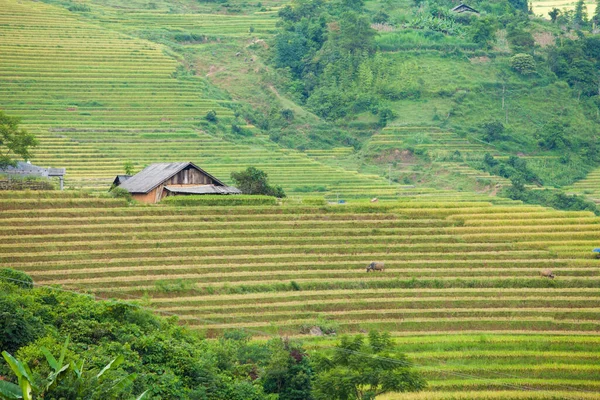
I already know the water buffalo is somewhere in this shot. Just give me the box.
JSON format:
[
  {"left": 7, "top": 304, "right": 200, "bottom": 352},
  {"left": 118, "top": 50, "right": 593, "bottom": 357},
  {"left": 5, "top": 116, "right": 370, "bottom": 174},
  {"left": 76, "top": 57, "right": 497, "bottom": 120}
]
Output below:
[
  {"left": 540, "top": 269, "right": 555, "bottom": 279},
  {"left": 366, "top": 262, "right": 385, "bottom": 272}
]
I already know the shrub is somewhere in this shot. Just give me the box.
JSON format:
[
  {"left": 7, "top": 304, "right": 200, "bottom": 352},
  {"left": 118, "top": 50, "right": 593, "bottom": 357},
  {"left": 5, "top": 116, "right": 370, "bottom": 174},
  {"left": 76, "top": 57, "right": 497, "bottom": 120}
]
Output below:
[
  {"left": 68, "top": 4, "right": 91, "bottom": 12},
  {"left": 510, "top": 53, "right": 536, "bottom": 74},
  {"left": 205, "top": 110, "right": 217, "bottom": 122},
  {"left": 0, "top": 268, "right": 33, "bottom": 289},
  {"left": 109, "top": 186, "right": 133, "bottom": 202},
  {"left": 280, "top": 109, "right": 294, "bottom": 121},
  {"left": 481, "top": 120, "right": 505, "bottom": 141},
  {"left": 231, "top": 167, "right": 286, "bottom": 198}
]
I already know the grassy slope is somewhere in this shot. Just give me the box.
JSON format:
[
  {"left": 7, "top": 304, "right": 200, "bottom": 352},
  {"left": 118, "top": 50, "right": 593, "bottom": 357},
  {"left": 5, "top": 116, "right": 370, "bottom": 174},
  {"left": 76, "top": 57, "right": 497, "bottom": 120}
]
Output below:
[
  {"left": 0, "top": 0, "right": 399, "bottom": 199},
  {"left": 8, "top": 0, "right": 598, "bottom": 195}
]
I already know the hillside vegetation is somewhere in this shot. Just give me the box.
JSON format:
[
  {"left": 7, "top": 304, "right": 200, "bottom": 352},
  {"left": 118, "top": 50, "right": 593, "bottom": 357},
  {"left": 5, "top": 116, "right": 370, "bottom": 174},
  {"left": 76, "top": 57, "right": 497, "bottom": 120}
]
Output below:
[
  {"left": 2, "top": 0, "right": 600, "bottom": 398},
  {"left": 1, "top": 0, "right": 599, "bottom": 197}
]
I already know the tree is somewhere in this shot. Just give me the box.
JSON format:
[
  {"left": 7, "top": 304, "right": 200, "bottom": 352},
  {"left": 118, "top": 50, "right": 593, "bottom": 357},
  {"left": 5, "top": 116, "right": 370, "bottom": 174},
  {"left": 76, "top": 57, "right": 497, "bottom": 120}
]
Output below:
[
  {"left": 205, "top": 110, "right": 217, "bottom": 123},
  {"left": 481, "top": 120, "right": 505, "bottom": 142},
  {"left": 231, "top": 166, "right": 286, "bottom": 197},
  {"left": 469, "top": 17, "right": 497, "bottom": 49},
  {"left": 262, "top": 339, "right": 314, "bottom": 400},
  {"left": 574, "top": 0, "right": 588, "bottom": 28},
  {"left": 509, "top": 0, "right": 529, "bottom": 12},
  {"left": 548, "top": 8, "right": 560, "bottom": 23},
  {"left": 0, "top": 112, "right": 38, "bottom": 170},
  {"left": 313, "top": 331, "right": 426, "bottom": 400},
  {"left": 123, "top": 161, "right": 134, "bottom": 176},
  {"left": 334, "top": 11, "right": 377, "bottom": 54},
  {"left": 594, "top": 0, "right": 600, "bottom": 25},
  {"left": 510, "top": 53, "right": 536, "bottom": 74},
  {"left": 506, "top": 24, "right": 535, "bottom": 53},
  {"left": 537, "top": 119, "right": 569, "bottom": 150}
]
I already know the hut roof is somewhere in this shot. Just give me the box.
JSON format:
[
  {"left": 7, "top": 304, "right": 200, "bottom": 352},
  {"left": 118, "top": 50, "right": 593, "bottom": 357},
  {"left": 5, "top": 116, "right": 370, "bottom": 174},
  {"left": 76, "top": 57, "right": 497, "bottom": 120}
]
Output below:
[
  {"left": 451, "top": 3, "right": 479, "bottom": 13},
  {"left": 112, "top": 175, "right": 132, "bottom": 187},
  {"left": 164, "top": 185, "right": 242, "bottom": 195},
  {"left": 119, "top": 162, "right": 225, "bottom": 194},
  {"left": 2, "top": 162, "right": 65, "bottom": 177}
]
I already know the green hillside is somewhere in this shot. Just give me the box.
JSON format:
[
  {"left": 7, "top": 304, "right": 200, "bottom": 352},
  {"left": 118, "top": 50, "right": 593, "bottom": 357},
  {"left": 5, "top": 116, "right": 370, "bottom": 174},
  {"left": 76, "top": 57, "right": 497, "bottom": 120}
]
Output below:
[
  {"left": 0, "top": 0, "right": 403, "bottom": 199},
  {"left": 2, "top": 0, "right": 600, "bottom": 398}
]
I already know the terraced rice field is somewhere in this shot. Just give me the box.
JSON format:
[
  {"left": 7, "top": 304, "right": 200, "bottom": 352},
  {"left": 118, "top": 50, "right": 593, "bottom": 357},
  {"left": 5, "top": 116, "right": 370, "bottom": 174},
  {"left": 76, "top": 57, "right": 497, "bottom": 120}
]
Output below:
[
  {"left": 532, "top": 0, "right": 597, "bottom": 17},
  {"left": 3, "top": 0, "right": 600, "bottom": 397},
  {"left": 565, "top": 167, "right": 600, "bottom": 204},
  {"left": 2, "top": 190, "right": 600, "bottom": 396},
  {"left": 0, "top": 0, "right": 397, "bottom": 198},
  {"left": 95, "top": 9, "right": 278, "bottom": 36}
]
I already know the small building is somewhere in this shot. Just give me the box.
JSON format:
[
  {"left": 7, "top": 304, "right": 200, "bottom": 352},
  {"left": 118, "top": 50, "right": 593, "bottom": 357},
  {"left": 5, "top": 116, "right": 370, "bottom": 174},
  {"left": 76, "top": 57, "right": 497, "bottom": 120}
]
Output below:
[
  {"left": 2, "top": 161, "right": 66, "bottom": 190},
  {"left": 451, "top": 3, "right": 479, "bottom": 14},
  {"left": 114, "top": 162, "right": 241, "bottom": 204}
]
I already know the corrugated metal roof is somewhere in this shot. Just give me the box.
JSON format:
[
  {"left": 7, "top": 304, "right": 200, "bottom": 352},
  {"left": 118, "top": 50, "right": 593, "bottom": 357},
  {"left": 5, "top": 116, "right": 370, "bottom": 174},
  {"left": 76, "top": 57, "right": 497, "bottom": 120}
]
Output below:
[
  {"left": 2, "top": 162, "right": 65, "bottom": 177},
  {"left": 119, "top": 162, "right": 225, "bottom": 194},
  {"left": 451, "top": 3, "right": 479, "bottom": 13},
  {"left": 48, "top": 168, "right": 66, "bottom": 176},
  {"left": 112, "top": 175, "right": 132, "bottom": 187},
  {"left": 164, "top": 185, "right": 242, "bottom": 195}
]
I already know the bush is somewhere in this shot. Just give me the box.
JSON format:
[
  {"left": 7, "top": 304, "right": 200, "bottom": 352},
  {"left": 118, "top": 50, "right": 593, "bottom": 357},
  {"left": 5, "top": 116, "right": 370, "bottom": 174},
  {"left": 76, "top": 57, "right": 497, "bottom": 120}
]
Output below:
[
  {"left": 231, "top": 167, "right": 286, "bottom": 198},
  {"left": 68, "top": 4, "right": 91, "bottom": 12},
  {"left": 510, "top": 53, "right": 536, "bottom": 74},
  {"left": 481, "top": 120, "right": 505, "bottom": 141},
  {"left": 506, "top": 186, "right": 599, "bottom": 215},
  {"left": 109, "top": 186, "right": 133, "bottom": 202},
  {"left": 0, "top": 268, "right": 33, "bottom": 289},
  {"left": 162, "top": 194, "right": 278, "bottom": 206},
  {"left": 205, "top": 110, "right": 217, "bottom": 122}
]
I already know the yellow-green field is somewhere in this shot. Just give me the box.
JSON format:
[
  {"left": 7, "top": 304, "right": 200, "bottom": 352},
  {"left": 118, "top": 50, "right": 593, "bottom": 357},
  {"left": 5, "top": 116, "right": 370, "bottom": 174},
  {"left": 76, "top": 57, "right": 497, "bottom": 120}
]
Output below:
[
  {"left": 565, "top": 166, "right": 600, "bottom": 204},
  {"left": 532, "top": 0, "right": 597, "bottom": 18},
  {"left": 1, "top": 190, "right": 600, "bottom": 397}
]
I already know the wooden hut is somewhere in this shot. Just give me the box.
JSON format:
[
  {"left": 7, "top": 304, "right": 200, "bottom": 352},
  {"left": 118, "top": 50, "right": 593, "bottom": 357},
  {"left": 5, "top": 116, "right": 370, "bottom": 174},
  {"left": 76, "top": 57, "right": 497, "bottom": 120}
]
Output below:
[
  {"left": 115, "top": 162, "right": 241, "bottom": 204},
  {"left": 451, "top": 3, "right": 479, "bottom": 14}
]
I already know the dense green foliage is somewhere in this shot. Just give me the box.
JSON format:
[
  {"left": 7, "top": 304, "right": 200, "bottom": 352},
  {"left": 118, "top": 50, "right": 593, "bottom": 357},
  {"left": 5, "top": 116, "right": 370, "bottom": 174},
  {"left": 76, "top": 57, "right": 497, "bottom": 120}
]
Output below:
[
  {"left": 313, "top": 331, "right": 426, "bottom": 400},
  {"left": 481, "top": 154, "right": 541, "bottom": 184},
  {"left": 0, "top": 279, "right": 269, "bottom": 399},
  {"left": 231, "top": 166, "right": 286, "bottom": 197},
  {"left": 506, "top": 181, "right": 600, "bottom": 215},
  {"left": 0, "top": 111, "right": 38, "bottom": 169},
  {"left": 0, "top": 275, "right": 424, "bottom": 399}
]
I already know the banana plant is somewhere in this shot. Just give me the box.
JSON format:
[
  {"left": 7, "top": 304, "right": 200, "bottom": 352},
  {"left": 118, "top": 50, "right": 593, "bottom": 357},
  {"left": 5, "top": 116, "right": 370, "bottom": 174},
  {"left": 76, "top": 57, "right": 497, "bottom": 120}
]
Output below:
[
  {"left": 0, "top": 351, "right": 33, "bottom": 400},
  {"left": 0, "top": 338, "right": 149, "bottom": 400}
]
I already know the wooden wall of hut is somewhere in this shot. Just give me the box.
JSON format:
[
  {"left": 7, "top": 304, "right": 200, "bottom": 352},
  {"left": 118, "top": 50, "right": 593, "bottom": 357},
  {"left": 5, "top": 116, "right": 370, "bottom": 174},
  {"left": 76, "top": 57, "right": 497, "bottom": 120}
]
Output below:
[{"left": 164, "top": 166, "right": 215, "bottom": 186}]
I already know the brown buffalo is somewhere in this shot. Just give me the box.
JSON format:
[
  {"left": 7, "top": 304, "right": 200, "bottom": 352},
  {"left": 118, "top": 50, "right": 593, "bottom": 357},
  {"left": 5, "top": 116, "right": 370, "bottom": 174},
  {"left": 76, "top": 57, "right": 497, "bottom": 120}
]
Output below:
[
  {"left": 540, "top": 269, "right": 555, "bottom": 279},
  {"left": 366, "top": 262, "right": 385, "bottom": 272}
]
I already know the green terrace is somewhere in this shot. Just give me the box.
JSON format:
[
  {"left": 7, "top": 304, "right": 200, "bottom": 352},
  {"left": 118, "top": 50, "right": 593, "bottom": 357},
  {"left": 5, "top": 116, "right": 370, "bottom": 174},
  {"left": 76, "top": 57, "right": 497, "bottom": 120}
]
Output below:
[
  {"left": 1, "top": 191, "right": 599, "bottom": 340},
  {"left": 565, "top": 166, "right": 600, "bottom": 204},
  {"left": 0, "top": 0, "right": 400, "bottom": 197}
]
